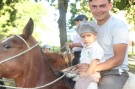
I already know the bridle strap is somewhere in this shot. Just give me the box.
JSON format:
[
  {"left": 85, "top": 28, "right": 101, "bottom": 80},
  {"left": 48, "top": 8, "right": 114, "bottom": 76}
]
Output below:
[
  {"left": 0, "top": 35, "right": 41, "bottom": 64},
  {"left": 15, "top": 35, "right": 30, "bottom": 49}
]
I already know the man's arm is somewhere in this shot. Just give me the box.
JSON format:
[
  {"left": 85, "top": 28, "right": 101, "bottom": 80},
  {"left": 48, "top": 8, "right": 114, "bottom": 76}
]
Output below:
[
  {"left": 69, "top": 42, "right": 83, "bottom": 49},
  {"left": 95, "top": 43, "right": 128, "bottom": 72}
]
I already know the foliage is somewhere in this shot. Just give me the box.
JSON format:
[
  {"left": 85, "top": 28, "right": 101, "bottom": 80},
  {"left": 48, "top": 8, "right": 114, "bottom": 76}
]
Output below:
[
  {"left": 0, "top": 0, "right": 18, "bottom": 39},
  {"left": 113, "top": 0, "right": 130, "bottom": 10},
  {"left": 58, "top": 0, "right": 68, "bottom": 51},
  {"left": 125, "top": 3, "right": 135, "bottom": 31},
  {"left": 67, "top": 0, "right": 93, "bottom": 29},
  {"left": 0, "top": 0, "right": 48, "bottom": 40},
  {"left": 112, "top": 0, "right": 135, "bottom": 31},
  {"left": 14, "top": 1, "right": 48, "bottom": 38},
  {"left": 67, "top": 3, "right": 77, "bottom": 29}
]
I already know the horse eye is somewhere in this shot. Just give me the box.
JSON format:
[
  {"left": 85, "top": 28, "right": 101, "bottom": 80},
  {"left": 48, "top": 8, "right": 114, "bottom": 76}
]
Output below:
[{"left": 3, "top": 44, "right": 11, "bottom": 49}]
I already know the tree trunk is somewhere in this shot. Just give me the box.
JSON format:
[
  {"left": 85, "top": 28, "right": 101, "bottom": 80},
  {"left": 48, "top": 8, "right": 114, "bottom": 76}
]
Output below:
[{"left": 58, "top": 0, "right": 68, "bottom": 52}]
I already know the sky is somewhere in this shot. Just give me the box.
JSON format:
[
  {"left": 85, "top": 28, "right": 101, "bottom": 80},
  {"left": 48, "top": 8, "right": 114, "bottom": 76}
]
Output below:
[
  {"left": 34, "top": 0, "right": 73, "bottom": 47},
  {"left": 33, "top": 1, "right": 60, "bottom": 47}
]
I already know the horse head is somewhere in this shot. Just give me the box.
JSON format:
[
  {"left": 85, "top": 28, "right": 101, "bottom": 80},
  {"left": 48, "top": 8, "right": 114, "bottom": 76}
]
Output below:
[
  {"left": 0, "top": 18, "right": 35, "bottom": 78},
  {"left": 0, "top": 18, "right": 72, "bottom": 89}
]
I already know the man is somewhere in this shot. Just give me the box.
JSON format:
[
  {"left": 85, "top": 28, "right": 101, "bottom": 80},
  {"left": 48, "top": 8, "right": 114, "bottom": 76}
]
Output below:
[
  {"left": 78, "top": 0, "right": 129, "bottom": 89},
  {"left": 69, "top": 15, "right": 88, "bottom": 65}
]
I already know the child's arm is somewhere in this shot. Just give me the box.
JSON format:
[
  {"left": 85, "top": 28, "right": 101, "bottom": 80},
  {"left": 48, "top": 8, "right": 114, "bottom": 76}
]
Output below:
[
  {"left": 87, "top": 59, "right": 100, "bottom": 74},
  {"left": 79, "top": 59, "right": 101, "bottom": 83},
  {"left": 79, "top": 59, "right": 100, "bottom": 77}
]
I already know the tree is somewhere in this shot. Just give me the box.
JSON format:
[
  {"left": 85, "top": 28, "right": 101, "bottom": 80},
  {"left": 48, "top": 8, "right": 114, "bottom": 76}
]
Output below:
[
  {"left": 58, "top": 0, "right": 68, "bottom": 52},
  {"left": 112, "top": 0, "right": 135, "bottom": 31},
  {"left": 0, "top": 0, "right": 18, "bottom": 39},
  {"left": 125, "top": 0, "right": 135, "bottom": 31},
  {"left": 0, "top": 0, "right": 48, "bottom": 40}
]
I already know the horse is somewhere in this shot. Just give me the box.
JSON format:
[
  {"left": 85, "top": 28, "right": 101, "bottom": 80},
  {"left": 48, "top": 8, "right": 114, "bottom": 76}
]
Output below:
[
  {"left": 43, "top": 47, "right": 75, "bottom": 73},
  {"left": 44, "top": 52, "right": 69, "bottom": 74},
  {"left": 0, "top": 18, "right": 72, "bottom": 89}
]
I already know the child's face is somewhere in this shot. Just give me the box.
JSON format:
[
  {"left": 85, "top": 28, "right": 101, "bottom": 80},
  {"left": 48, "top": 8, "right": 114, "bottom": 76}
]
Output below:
[{"left": 80, "top": 32, "right": 97, "bottom": 46}]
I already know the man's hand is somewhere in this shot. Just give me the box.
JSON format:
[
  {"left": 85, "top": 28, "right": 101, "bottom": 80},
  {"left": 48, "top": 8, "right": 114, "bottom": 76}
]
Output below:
[
  {"left": 69, "top": 42, "right": 74, "bottom": 49},
  {"left": 68, "top": 42, "right": 83, "bottom": 49}
]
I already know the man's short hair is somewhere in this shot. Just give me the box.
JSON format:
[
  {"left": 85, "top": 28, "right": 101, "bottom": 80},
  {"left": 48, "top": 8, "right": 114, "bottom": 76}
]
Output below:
[
  {"left": 74, "top": 15, "right": 88, "bottom": 21},
  {"left": 89, "top": 0, "right": 111, "bottom": 3}
]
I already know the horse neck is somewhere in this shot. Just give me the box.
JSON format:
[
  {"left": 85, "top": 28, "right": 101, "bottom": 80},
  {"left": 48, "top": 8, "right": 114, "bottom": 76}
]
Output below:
[{"left": 15, "top": 48, "right": 57, "bottom": 88}]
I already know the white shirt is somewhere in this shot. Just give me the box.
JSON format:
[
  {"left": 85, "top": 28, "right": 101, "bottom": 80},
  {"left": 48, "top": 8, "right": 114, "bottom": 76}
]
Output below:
[
  {"left": 72, "top": 31, "right": 82, "bottom": 52},
  {"left": 97, "top": 15, "right": 129, "bottom": 70},
  {"left": 71, "top": 30, "right": 85, "bottom": 52},
  {"left": 80, "top": 41, "right": 104, "bottom": 64}
]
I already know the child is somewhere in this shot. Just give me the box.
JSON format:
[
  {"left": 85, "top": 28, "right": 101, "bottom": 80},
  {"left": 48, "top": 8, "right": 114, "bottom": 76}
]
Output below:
[
  {"left": 69, "top": 15, "right": 88, "bottom": 65},
  {"left": 74, "top": 21, "right": 104, "bottom": 89}
]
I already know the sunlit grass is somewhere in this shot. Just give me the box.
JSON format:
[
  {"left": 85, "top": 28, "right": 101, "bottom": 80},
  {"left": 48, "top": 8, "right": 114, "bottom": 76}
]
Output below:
[
  {"left": 129, "top": 64, "right": 135, "bottom": 74},
  {"left": 128, "top": 46, "right": 135, "bottom": 56}
]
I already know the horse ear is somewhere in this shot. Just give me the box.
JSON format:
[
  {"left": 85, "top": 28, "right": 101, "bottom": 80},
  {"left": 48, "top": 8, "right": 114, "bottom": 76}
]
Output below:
[{"left": 22, "top": 18, "right": 34, "bottom": 39}]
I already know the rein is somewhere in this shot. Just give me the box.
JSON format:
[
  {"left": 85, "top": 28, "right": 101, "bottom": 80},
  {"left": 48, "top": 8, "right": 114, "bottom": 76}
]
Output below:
[
  {"left": 0, "top": 35, "right": 68, "bottom": 89},
  {"left": 0, "top": 73, "right": 67, "bottom": 89}
]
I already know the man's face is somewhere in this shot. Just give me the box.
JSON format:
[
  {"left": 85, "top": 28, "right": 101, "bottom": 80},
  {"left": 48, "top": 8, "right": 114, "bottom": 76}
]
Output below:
[{"left": 89, "top": 0, "right": 112, "bottom": 24}]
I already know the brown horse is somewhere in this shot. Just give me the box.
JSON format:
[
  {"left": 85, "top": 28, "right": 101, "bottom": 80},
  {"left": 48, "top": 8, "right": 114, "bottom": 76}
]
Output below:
[
  {"left": 43, "top": 46, "right": 75, "bottom": 73},
  {"left": 0, "top": 18, "right": 72, "bottom": 89},
  {"left": 44, "top": 53, "right": 69, "bottom": 73}
]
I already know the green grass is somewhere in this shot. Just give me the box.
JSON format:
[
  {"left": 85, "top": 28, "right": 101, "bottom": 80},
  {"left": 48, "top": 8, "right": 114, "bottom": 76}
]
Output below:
[
  {"left": 128, "top": 46, "right": 135, "bottom": 56},
  {"left": 129, "top": 63, "right": 135, "bottom": 74},
  {"left": 128, "top": 46, "right": 135, "bottom": 74}
]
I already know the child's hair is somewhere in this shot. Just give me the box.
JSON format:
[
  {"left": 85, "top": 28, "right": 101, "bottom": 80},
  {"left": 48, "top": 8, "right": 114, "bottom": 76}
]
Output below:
[{"left": 76, "top": 21, "right": 97, "bottom": 35}]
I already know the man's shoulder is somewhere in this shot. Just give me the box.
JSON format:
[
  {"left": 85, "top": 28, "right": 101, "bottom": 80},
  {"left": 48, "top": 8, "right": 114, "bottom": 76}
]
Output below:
[
  {"left": 110, "top": 15, "right": 128, "bottom": 26},
  {"left": 92, "top": 41, "right": 103, "bottom": 51}
]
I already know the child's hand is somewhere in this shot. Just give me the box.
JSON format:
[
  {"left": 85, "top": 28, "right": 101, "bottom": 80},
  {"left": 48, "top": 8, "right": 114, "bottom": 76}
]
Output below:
[
  {"left": 77, "top": 63, "right": 89, "bottom": 73},
  {"left": 79, "top": 72, "right": 89, "bottom": 78}
]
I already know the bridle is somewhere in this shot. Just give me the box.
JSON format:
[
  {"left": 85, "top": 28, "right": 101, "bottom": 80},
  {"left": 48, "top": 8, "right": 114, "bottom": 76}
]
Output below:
[
  {"left": 0, "top": 35, "right": 40, "bottom": 64},
  {"left": 0, "top": 35, "right": 67, "bottom": 89}
]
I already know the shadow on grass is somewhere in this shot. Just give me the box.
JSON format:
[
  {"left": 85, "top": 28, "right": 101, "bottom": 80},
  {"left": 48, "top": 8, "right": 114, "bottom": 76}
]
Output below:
[{"left": 129, "top": 64, "right": 135, "bottom": 74}]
